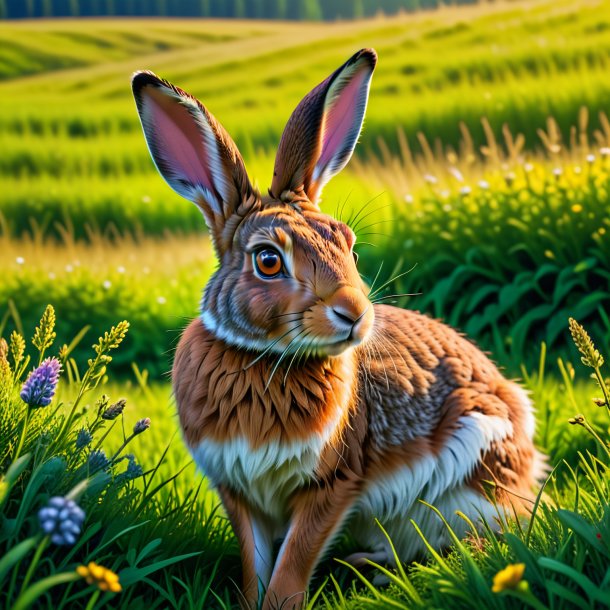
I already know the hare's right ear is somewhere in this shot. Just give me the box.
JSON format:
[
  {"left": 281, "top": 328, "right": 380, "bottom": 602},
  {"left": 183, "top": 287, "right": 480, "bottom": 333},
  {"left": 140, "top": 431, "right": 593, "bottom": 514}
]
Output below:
[
  {"left": 270, "top": 48, "right": 377, "bottom": 205},
  {"left": 132, "top": 71, "right": 256, "bottom": 255}
]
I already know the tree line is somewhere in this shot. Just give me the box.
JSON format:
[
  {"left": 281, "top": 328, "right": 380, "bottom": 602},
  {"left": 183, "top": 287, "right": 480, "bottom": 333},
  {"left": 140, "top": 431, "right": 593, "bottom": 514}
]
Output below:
[{"left": 1, "top": 0, "right": 477, "bottom": 20}]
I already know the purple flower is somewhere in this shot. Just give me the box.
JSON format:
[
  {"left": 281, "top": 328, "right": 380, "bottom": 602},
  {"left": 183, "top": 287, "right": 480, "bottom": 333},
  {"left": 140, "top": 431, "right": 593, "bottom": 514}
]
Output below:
[
  {"left": 38, "top": 496, "right": 85, "bottom": 546},
  {"left": 20, "top": 357, "right": 61, "bottom": 408},
  {"left": 133, "top": 418, "right": 151, "bottom": 435}
]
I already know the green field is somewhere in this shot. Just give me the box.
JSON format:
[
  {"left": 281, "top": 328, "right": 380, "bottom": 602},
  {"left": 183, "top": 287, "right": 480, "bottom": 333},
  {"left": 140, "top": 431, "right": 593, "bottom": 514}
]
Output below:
[{"left": 2, "top": 0, "right": 610, "bottom": 608}]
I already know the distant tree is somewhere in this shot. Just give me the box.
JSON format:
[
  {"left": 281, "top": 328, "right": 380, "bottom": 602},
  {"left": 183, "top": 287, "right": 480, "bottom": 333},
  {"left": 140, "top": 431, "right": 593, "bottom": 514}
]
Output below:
[
  {"left": 232, "top": 0, "right": 245, "bottom": 17},
  {"left": 0, "top": 0, "right": 6, "bottom": 17},
  {"left": 105, "top": 0, "right": 114, "bottom": 15},
  {"left": 69, "top": 0, "right": 78, "bottom": 15},
  {"left": 200, "top": 0, "right": 209, "bottom": 16},
  {"left": 353, "top": 0, "right": 364, "bottom": 18},
  {"left": 41, "top": 0, "right": 53, "bottom": 16}
]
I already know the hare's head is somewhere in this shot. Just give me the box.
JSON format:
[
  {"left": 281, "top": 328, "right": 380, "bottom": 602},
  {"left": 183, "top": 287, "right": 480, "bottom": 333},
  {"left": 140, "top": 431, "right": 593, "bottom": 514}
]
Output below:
[{"left": 133, "top": 49, "right": 377, "bottom": 357}]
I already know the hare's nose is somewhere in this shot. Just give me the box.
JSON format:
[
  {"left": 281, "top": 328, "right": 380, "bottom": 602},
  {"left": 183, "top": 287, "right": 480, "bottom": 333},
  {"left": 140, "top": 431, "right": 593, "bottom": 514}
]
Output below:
[{"left": 327, "top": 286, "right": 371, "bottom": 329}]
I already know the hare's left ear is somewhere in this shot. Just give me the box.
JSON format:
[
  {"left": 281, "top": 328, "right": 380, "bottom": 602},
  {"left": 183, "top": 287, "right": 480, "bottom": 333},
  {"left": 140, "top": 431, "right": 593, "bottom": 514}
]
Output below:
[{"left": 270, "top": 48, "right": 376, "bottom": 205}]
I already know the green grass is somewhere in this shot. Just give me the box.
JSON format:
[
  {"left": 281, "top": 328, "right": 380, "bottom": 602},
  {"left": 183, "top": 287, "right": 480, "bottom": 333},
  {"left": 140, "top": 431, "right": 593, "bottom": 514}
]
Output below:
[{"left": 2, "top": 0, "right": 610, "bottom": 239}]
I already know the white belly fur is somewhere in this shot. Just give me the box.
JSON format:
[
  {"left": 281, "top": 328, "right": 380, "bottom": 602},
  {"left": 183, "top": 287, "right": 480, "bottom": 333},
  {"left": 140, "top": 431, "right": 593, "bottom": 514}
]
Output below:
[{"left": 352, "top": 412, "right": 514, "bottom": 559}]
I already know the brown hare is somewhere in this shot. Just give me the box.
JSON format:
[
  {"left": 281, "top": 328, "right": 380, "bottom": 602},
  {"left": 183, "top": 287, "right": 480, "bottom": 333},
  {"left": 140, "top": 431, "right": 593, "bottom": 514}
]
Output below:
[{"left": 132, "top": 48, "right": 544, "bottom": 610}]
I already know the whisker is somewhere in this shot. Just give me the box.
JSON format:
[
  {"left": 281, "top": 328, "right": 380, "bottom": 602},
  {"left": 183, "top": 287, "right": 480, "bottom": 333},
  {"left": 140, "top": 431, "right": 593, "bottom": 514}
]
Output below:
[
  {"left": 243, "top": 323, "right": 302, "bottom": 371},
  {"left": 346, "top": 192, "right": 387, "bottom": 229},
  {"left": 282, "top": 330, "right": 312, "bottom": 385},
  {"left": 372, "top": 292, "right": 421, "bottom": 304},
  {"left": 351, "top": 201, "right": 392, "bottom": 234},
  {"left": 265, "top": 327, "right": 309, "bottom": 391},
  {"left": 369, "top": 264, "right": 418, "bottom": 299}
]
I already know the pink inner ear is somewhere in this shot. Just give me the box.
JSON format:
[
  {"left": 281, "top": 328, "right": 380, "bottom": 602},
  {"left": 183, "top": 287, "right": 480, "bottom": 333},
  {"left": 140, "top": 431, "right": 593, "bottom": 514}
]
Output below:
[
  {"left": 143, "top": 86, "right": 214, "bottom": 192},
  {"left": 317, "top": 68, "right": 370, "bottom": 173}
]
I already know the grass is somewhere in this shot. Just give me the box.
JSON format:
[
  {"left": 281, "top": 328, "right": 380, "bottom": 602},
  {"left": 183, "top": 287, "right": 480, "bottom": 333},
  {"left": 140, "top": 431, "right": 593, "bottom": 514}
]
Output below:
[
  {"left": 2, "top": 0, "right": 610, "bottom": 239},
  {"left": 1, "top": 308, "right": 609, "bottom": 609}
]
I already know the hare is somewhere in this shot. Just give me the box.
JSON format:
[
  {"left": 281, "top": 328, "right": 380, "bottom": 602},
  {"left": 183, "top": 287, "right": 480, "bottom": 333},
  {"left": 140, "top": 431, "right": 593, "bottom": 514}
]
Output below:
[{"left": 132, "top": 48, "right": 544, "bottom": 610}]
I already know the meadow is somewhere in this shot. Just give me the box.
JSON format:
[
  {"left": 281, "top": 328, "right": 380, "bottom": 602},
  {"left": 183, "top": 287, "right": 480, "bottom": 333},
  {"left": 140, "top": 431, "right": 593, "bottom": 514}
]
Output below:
[{"left": 1, "top": 0, "right": 610, "bottom": 607}]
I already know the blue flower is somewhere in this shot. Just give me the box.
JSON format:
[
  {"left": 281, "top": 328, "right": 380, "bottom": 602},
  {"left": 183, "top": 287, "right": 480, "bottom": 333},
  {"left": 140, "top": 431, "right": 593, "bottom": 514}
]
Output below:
[
  {"left": 75, "top": 427, "right": 93, "bottom": 450},
  {"left": 87, "top": 449, "right": 110, "bottom": 473},
  {"left": 38, "top": 496, "right": 85, "bottom": 546},
  {"left": 20, "top": 357, "right": 61, "bottom": 408}
]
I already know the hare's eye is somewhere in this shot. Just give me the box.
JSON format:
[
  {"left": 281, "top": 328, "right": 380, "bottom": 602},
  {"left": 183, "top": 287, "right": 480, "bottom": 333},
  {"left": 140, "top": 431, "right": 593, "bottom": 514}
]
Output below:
[{"left": 254, "top": 248, "right": 283, "bottom": 278}]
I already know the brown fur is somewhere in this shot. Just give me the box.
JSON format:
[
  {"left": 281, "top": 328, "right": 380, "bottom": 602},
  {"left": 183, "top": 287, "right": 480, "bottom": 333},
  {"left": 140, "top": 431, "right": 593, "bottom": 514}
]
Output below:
[{"left": 133, "top": 49, "right": 543, "bottom": 610}]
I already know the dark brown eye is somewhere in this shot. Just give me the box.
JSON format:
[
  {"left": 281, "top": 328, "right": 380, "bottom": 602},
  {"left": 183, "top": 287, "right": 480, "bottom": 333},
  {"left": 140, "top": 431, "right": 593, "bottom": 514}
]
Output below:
[{"left": 254, "top": 248, "right": 283, "bottom": 278}]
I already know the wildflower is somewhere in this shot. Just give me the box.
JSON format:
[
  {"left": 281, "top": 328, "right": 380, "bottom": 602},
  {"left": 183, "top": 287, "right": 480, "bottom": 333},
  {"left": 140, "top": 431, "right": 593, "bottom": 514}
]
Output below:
[
  {"left": 553, "top": 167, "right": 562, "bottom": 178},
  {"left": 492, "top": 563, "right": 526, "bottom": 593},
  {"left": 10, "top": 331, "right": 25, "bottom": 367},
  {"left": 569, "top": 318, "right": 604, "bottom": 368},
  {"left": 523, "top": 162, "right": 534, "bottom": 172},
  {"left": 87, "top": 449, "right": 110, "bottom": 472},
  {"left": 133, "top": 418, "right": 151, "bottom": 435},
  {"left": 76, "top": 427, "right": 93, "bottom": 450},
  {"left": 478, "top": 180, "right": 490, "bottom": 189},
  {"left": 586, "top": 154, "right": 595, "bottom": 164},
  {"left": 32, "top": 305, "right": 56, "bottom": 353},
  {"left": 102, "top": 280, "right": 112, "bottom": 290},
  {"left": 117, "top": 266, "right": 125, "bottom": 273},
  {"left": 424, "top": 174, "right": 438, "bottom": 185},
  {"left": 102, "top": 398, "right": 126, "bottom": 420},
  {"left": 568, "top": 414, "right": 585, "bottom": 426},
  {"left": 459, "top": 185, "right": 471, "bottom": 196},
  {"left": 125, "top": 454, "right": 143, "bottom": 479},
  {"left": 20, "top": 357, "right": 61, "bottom": 408},
  {"left": 16, "top": 256, "right": 25, "bottom": 265},
  {"left": 156, "top": 296, "right": 166, "bottom": 305},
  {"left": 77, "top": 562, "right": 122, "bottom": 593},
  {"left": 39, "top": 496, "right": 85, "bottom": 546},
  {"left": 571, "top": 204, "right": 583, "bottom": 213},
  {"left": 142, "top": 194, "right": 151, "bottom": 203},
  {"left": 65, "top": 264, "right": 73, "bottom": 272},
  {"left": 600, "top": 147, "right": 610, "bottom": 157},
  {"left": 504, "top": 172, "right": 515, "bottom": 186},
  {"left": 449, "top": 167, "right": 464, "bottom": 182},
  {"left": 404, "top": 194, "right": 414, "bottom": 203}
]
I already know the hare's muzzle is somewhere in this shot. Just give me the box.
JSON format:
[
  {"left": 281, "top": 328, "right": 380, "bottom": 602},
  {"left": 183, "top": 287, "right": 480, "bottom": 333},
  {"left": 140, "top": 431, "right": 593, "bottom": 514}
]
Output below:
[{"left": 326, "top": 286, "right": 374, "bottom": 347}]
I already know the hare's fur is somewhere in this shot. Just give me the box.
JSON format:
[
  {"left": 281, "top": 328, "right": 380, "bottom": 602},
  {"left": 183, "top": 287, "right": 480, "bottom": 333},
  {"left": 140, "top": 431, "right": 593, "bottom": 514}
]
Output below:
[{"left": 132, "top": 48, "right": 544, "bottom": 610}]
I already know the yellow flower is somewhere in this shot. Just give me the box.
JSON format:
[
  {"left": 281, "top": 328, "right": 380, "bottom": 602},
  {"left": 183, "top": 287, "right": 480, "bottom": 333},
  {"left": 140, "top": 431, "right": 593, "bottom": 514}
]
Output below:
[
  {"left": 571, "top": 203, "right": 583, "bottom": 213},
  {"left": 492, "top": 563, "right": 526, "bottom": 593},
  {"left": 76, "top": 562, "right": 122, "bottom": 593}
]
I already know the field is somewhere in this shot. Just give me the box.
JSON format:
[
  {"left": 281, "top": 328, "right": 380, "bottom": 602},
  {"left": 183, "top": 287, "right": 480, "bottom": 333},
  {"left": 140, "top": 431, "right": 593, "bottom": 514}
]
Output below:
[{"left": 1, "top": 0, "right": 610, "bottom": 608}]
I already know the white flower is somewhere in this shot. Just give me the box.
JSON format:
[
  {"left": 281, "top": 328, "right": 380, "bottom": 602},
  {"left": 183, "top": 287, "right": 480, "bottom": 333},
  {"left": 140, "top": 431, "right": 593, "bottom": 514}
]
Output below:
[
  {"left": 459, "top": 186, "right": 471, "bottom": 196},
  {"left": 117, "top": 266, "right": 125, "bottom": 274},
  {"left": 48, "top": 272, "right": 56, "bottom": 280},
  {"left": 443, "top": 203, "right": 452, "bottom": 212},
  {"left": 449, "top": 167, "right": 464, "bottom": 182},
  {"left": 574, "top": 166, "right": 582, "bottom": 174},
  {"left": 142, "top": 195, "right": 151, "bottom": 203},
  {"left": 600, "top": 147, "right": 610, "bottom": 157},
  {"left": 16, "top": 256, "right": 24, "bottom": 265},
  {"left": 404, "top": 194, "right": 414, "bottom": 204},
  {"left": 524, "top": 163, "right": 534, "bottom": 172},
  {"left": 424, "top": 174, "right": 438, "bottom": 185},
  {"left": 102, "top": 280, "right": 112, "bottom": 290},
  {"left": 157, "top": 296, "right": 166, "bottom": 305},
  {"left": 65, "top": 265, "right": 73, "bottom": 272},
  {"left": 142, "top": 267, "right": 150, "bottom": 274},
  {"left": 478, "top": 180, "right": 490, "bottom": 189},
  {"left": 553, "top": 167, "right": 562, "bottom": 177}
]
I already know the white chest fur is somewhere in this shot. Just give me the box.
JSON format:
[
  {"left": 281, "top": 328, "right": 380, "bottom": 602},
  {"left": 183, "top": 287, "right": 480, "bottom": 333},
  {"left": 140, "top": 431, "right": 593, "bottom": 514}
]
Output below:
[{"left": 191, "top": 434, "right": 326, "bottom": 519}]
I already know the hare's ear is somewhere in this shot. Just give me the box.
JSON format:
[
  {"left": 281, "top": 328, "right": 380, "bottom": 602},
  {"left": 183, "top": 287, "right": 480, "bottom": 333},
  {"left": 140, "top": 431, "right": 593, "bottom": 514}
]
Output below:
[
  {"left": 270, "top": 48, "right": 376, "bottom": 205},
  {"left": 132, "top": 71, "right": 256, "bottom": 255}
]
